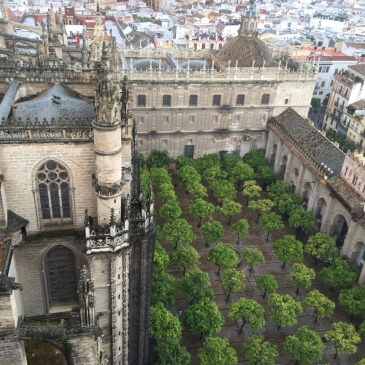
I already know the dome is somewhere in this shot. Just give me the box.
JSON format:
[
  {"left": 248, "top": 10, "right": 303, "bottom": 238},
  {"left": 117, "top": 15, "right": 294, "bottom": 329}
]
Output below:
[
  {"left": 132, "top": 59, "right": 168, "bottom": 71},
  {"left": 179, "top": 60, "right": 211, "bottom": 71},
  {"left": 214, "top": 36, "right": 277, "bottom": 68}
]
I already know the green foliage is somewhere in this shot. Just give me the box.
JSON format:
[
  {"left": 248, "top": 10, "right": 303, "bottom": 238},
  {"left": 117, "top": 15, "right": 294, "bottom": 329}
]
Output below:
[
  {"left": 256, "top": 166, "right": 277, "bottom": 187},
  {"left": 256, "top": 274, "right": 278, "bottom": 298},
  {"left": 140, "top": 169, "right": 150, "bottom": 196},
  {"left": 196, "top": 153, "right": 221, "bottom": 172},
  {"left": 158, "top": 185, "right": 177, "bottom": 204},
  {"left": 356, "top": 359, "right": 365, "bottom": 365},
  {"left": 268, "top": 294, "right": 303, "bottom": 328},
  {"left": 229, "top": 161, "right": 255, "bottom": 188},
  {"left": 208, "top": 242, "right": 238, "bottom": 274},
  {"left": 339, "top": 286, "right": 365, "bottom": 319},
  {"left": 203, "top": 166, "right": 228, "bottom": 184},
  {"left": 189, "top": 199, "right": 215, "bottom": 226},
  {"left": 176, "top": 155, "right": 194, "bottom": 170},
  {"left": 229, "top": 298, "right": 265, "bottom": 332},
  {"left": 242, "top": 180, "right": 262, "bottom": 205},
  {"left": 177, "top": 269, "right": 213, "bottom": 304},
  {"left": 260, "top": 212, "right": 284, "bottom": 240},
  {"left": 161, "top": 219, "right": 196, "bottom": 248},
  {"left": 241, "top": 248, "right": 265, "bottom": 271},
  {"left": 284, "top": 326, "right": 324, "bottom": 365},
  {"left": 224, "top": 154, "right": 242, "bottom": 169},
  {"left": 178, "top": 165, "right": 201, "bottom": 189},
  {"left": 183, "top": 298, "right": 224, "bottom": 337},
  {"left": 170, "top": 245, "right": 200, "bottom": 275},
  {"left": 359, "top": 321, "right": 365, "bottom": 338},
  {"left": 221, "top": 268, "right": 246, "bottom": 301},
  {"left": 318, "top": 257, "right": 358, "bottom": 288},
  {"left": 242, "top": 335, "right": 278, "bottom": 365},
  {"left": 273, "top": 235, "right": 303, "bottom": 269},
  {"left": 288, "top": 208, "right": 315, "bottom": 231},
  {"left": 305, "top": 233, "right": 337, "bottom": 262},
  {"left": 265, "top": 180, "right": 291, "bottom": 199},
  {"left": 243, "top": 151, "right": 268, "bottom": 171},
  {"left": 146, "top": 149, "right": 172, "bottom": 169},
  {"left": 324, "top": 322, "right": 360, "bottom": 356},
  {"left": 210, "top": 179, "right": 237, "bottom": 204},
  {"left": 150, "top": 168, "right": 172, "bottom": 188},
  {"left": 303, "top": 290, "right": 335, "bottom": 321},
  {"left": 201, "top": 221, "right": 225, "bottom": 245},
  {"left": 248, "top": 199, "right": 275, "bottom": 222},
  {"left": 290, "top": 263, "right": 315, "bottom": 291},
  {"left": 139, "top": 153, "right": 145, "bottom": 168},
  {"left": 153, "top": 341, "right": 192, "bottom": 365},
  {"left": 150, "top": 302, "right": 182, "bottom": 342},
  {"left": 199, "top": 337, "right": 237, "bottom": 365},
  {"left": 186, "top": 181, "right": 207, "bottom": 199},
  {"left": 151, "top": 269, "right": 176, "bottom": 308},
  {"left": 231, "top": 219, "right": 249, "bottom": 243},
  {"left": 273, "top": 193, "right": 301, "bottom": 215},
  {"left": 154, "top": 241, "right": 169, "bottom": 271},
  {"left": 216, "top": 199, "right": 242, "bottom": 225},
  {"left": 311, "top": 97, "right": 321, "bottom": 108},
  {"left": 159, "top": 201, "right": 182, "bottom": 221}
]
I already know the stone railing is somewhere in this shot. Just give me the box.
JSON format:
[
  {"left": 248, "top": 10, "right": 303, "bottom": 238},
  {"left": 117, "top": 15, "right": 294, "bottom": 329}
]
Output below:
[{"left": 0, "top": 117, "right": 93, "bottom": 143}]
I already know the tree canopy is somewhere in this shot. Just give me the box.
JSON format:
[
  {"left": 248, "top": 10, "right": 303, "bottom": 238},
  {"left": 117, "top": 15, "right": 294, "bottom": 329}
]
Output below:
[
  {"left": 146, "top": 149, "right": 172, "bottom": 169},
  {"left": 273, "top": 193, "right": 301, "bottom": 215},
  {"left": 289, "top": 263, "right": 315, "bottom": 294},
  {"left": 288, "top": 208, "right": 315, "bottom": 233},
  {"left": 256, "top": 166, "right": 277, "bottom": 187},
  {"left": 208, "top": 242, "right": 238, "bottom": 275},
  {"left": 221, "top": 268, "right": 246, "bottom": 302},
  {"left": 265, "top": 180, "right": 291, "bottom": 200},
  {"left": 324, "top": 322, "right": 360, "bottom": 358},
  {"left": 243, "top": 151, "right": 268, "bottom": 171},
  {"left": 198, "top": 337, "right": 237, "bottom": 365},
  {"left": 305, "top": 233, "right": 337, "bottom": 262},
  {"left": 231, "top": 219, "right": 250, "bottom": 244},
  {"left": 161, "top": 219, "right": 196, "bottom": 249},
  {"left": 159, "top": 201, "right": 182, "bottom": 221},
  {"left": 177, "top": 269, "right": 213, "bottom": 304},
  {"left": 210, "top": 180, "right": 237, "bottom": 204},
  {"left": 229, "top": 298, "right": 265, "bottom": 333},
  {"left": 268, "top": 294, "right": 303, "bottom": 328},
  {"left": 216, "top": 199, "right": 242, "bottom": 225},
  {"left": 150, "top": 302, "right": 182, "bottom": 342},
  {"left": 318, "top": 257, "right": 358, "bottom": 288},
  {"left": 151, "top": 269, "right": 176, "bottom": 308},
  {"left": 201, "top": 221, "right": 225, "bottom": 246},
  {"left": 272, "top": 235, "right": 303, "bottom": 269},
  {"left": 339, "top": 286, "right": 365, "bottom": 319},
  {"left": 203, "top": 166, "right": 228, "bottom": 184},
  {"left": 284, "top": 326, "right": 325, "bottom": 365},
  {"left": 241, "top": 248, "right": 265, "bottom": 272},
  {"left": 170, "top": 245, "right": 200, "bottom": 276},
  {"left": 150, "top": 167, "right": 172, "bottom": 188},
  {"left": 196, "top": 153, "right": 221, "bottom": 172},
  {"left": 224, "top": 154, "right": 242, "bottom": 169},
  {"left": 178, "top": 165, "right": 201, "bottom": 189},
  {"left": 242, "top": 180, "right": 262, "bottom": 206},
  {"left": 183, "top": 298, "right": 224, "bottom": 338},
  {"left": 260, "top": 212, "right": 284, "bottom": 241},
  {"left": 242, "top": 335, "right": 278, "bottom": 365},
  {"left": 153, "top": 341, "right": 192, "bottom": 365},
  {"left": 189, "top": 198, "right": 215, "bottom": 226},
  {"left": 229, "top": 161, "right": 255, "bottom": 189},
  {"left": 186, "top": 181, "right": 208, "bottom": 199},
  {"left": 303, "top": 290, "right": 335, "bottom": 324},
  {"left": 256, "top": 274, "right": 278, "bottom": 298},
  {"left": 248, "top": 199, "right": 275, "bottom": 223},
  {"left": 176, "top": 154, "right": 194, "bottom": 170}
]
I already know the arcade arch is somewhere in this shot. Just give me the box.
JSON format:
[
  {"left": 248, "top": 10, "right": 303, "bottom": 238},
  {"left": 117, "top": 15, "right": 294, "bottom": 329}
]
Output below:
[{"left": 330, "top": 214, "right": 348, "bottom": 247}]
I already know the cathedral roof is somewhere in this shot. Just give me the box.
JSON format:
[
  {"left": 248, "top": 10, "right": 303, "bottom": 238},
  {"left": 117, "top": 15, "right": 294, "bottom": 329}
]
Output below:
[
  {"left": 213, "top": 36, "right": 276, "bottom": 68},
  {"left": 12, "top": 84, "right": 93, "bottom": 121},
  {"left": 270, "top": 108, "right": 345, "bottom": 176}
]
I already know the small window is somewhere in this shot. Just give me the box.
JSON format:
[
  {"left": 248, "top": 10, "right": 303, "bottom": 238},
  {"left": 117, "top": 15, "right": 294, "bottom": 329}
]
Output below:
[
  {"left": 213, "top": 95, "right": 221, "bottom": 106},
  {"left": 326, "top": 66, "right": 330, "bottom": 72},
  {"left": 319, "top": 66, "right": 322, "bottom": 72},
  {"left": 261, "top": 94, "right": 270, "bottom": 105},
  {"left": 162, "top": 95, "right": 171, "bottom": 107},
  {"left": 162, "top": 116, "right": 169, "bottom": 124},
  {"left": 236, "top": 94, "right": 245, "bottom": 106},
  {"left": 313, "top": 91, "right": 317, "bottom": 95},
  {"left": 319, "top": 91, "right": 323, "bottom": 95},
  {"left": 321, "top": 81, "right": 325, "bottom": 87},
  {"left": 284, "top": 99, "right": 289, "bottom": 104},
  {"left": 189, "top": 116, "right": 195, "bottom": 123},
  {"left": 162, "top": 139, "right": 168, "bottom": 147},
  {"left": 353, "top": 175, "right": 358, "bottom": 185},
  {"left": 137, "top": 95, "right": 146, "bottom": 107},
  {"left": 330, "top": 80, "right": 333, "bottom": 86},
  {"left": 212, "top": 115, "right": 218, "bottom": 123},
  {"left": 344, "top": 166, "right": 348, "bottom": 176},
  {"left": 138, "top": 116, "right": 144, "bottom": 124},
  {"left": 189, "top": 95, "right": 198, "bottom": 106}
]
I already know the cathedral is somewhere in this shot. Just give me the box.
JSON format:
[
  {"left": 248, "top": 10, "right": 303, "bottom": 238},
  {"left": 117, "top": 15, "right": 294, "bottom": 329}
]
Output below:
[{"left": 0, "top": 3, "right": 329, "bottom": 365}]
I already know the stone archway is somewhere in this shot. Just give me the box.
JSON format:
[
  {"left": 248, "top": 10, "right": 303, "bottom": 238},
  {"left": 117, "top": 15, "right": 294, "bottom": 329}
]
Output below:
[
  {"left": 278, "top": 155, "right": 287, "bottom": 179},
  {"left": 330, "top": 214, "right": 348, "bottom": 247},
  {"left": 350, "top": 241, "right": 365, "bottom": 269},
  {"left": 270, "top": 144, "right": 277, "bottom": 166},
  {"left": 314, "top": 198, "right": 327, "bottom": 230},
  {"left": 301, "top": 182, "right": 313, "bottom": 211},
  {"left": 24, "top": 340, "right": 67, "bottom": 365},
  {"left": 45, "top": 245, "right": 78, "bottom": 309}
]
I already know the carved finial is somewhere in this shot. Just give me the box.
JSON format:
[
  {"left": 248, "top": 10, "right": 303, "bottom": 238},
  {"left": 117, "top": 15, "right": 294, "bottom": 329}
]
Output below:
[
  {"left": 96, "top": 2, "right": 100, "bottom": 14},
  {"left": 78, "top": 265, "right": 95, "bottom": 328}
]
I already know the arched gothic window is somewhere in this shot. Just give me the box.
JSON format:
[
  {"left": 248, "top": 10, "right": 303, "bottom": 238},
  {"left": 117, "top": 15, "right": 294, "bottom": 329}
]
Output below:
[{"left": 36, "top": 160, "right": 72, "bottom": 223}]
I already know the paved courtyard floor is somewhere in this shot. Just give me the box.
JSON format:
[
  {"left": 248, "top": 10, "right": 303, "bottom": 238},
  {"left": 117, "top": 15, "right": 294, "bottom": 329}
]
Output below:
[{"left": 156, "top": 165, "right": 365, "bottom": 364}]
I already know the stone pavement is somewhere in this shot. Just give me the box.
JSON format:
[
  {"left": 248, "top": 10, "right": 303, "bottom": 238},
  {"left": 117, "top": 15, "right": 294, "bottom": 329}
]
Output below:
[{"left": 157, "top": 167, "right": 365, "bottom": 364}]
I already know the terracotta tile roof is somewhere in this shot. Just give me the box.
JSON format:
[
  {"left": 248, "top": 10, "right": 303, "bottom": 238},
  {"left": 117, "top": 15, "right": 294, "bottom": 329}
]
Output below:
[
  {"left": 345, "top": 42, "right": 365, "bottom": 49},
  {"left": 271, "top": 108, "right": 345, "bottom": 176}
]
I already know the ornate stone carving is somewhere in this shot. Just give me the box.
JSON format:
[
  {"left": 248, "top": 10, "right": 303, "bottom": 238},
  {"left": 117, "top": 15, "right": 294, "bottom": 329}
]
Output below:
[{"left": 78, "top": 265, "right": 95, "bottom": 328}]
